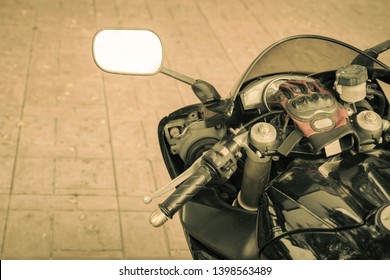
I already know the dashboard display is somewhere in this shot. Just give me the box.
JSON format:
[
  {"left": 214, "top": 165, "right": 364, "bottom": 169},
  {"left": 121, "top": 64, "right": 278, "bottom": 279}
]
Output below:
[{"left": 239, "top": 74, "right": 315, "bottom": 112}]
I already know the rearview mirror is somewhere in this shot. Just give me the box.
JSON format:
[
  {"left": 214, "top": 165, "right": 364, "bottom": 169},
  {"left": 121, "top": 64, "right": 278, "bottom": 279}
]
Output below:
[{"left": 92, "top": 29, "right": 163, "bottom": 75}]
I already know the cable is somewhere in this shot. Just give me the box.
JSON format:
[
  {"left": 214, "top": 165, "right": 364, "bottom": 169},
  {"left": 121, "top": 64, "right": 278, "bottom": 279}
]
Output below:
[{"left": 238, "top": 110, "right": 284, "bottom": 134}]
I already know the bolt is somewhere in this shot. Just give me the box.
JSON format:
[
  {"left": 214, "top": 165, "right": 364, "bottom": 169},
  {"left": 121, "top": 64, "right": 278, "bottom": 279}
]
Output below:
[
  {"left": 169, "top": 127, "right": 180, "bottom": 138},
  {"left": 346, "top": 107, "right": 354, "bottom": 116},
  {"left": 364, "top": 111, "right": 378, "bottom": 124},
  {"left": 258, "top": 123, "right": 271, "bottom": 136},
  {"left": 272, "top": 155, "right": 280, "bottom": 161}
]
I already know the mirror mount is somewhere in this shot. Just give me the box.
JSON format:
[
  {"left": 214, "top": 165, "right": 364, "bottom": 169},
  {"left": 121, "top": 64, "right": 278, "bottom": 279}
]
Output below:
[
  {"left": 352, "top": 39, "right": 390, "bottom": 68},
  {"left": 161, "top": 67, "right": 232, "bottom": 122},
  {"left": 160, "top": 67, "right": 224, "bottom": 110},
  {"left": 160, "top": 67, "right": 196, "bottom": 86}
]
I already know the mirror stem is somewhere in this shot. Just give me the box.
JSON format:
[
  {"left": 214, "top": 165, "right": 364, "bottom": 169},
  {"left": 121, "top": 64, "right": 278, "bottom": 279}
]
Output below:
[
  {"left": 160, "top": 67, "right": 224, "bottom": 112},
  {"left": 160, "top": 67, "right": 196, "bottom": 86}
]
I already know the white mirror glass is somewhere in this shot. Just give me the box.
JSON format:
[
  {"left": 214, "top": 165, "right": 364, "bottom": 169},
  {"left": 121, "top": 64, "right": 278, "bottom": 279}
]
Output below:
[{"left": 93, "top": 29, "right": 163, "bottom": 75}]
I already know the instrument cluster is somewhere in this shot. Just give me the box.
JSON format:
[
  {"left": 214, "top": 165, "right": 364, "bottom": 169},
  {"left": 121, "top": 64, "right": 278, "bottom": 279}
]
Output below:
[{"left": 239, "top": 74, "right": 316, "bottom": 113}]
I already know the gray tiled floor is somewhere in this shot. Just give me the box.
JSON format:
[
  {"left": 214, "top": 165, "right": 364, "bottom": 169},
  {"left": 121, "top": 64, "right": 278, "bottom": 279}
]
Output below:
[{"left": 0, "top": 0, "right": 389, "bottom": 259}]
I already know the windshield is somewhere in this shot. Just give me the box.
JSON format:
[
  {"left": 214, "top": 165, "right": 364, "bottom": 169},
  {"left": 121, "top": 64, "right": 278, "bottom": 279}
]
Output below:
[{"left": 231, "top": 35, "right": 389, "bottom": 98}]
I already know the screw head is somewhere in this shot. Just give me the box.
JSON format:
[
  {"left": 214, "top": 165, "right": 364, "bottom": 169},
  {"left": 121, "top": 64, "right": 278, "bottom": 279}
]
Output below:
[
  {"left": 250, "top": 122, "right": 277, "bottom": 148},
  {"left": 258, "top": 123, "right": 271, "bottom": 136},
  {"left": 363, "top": 111, "right": 378, "bottom": 124}
]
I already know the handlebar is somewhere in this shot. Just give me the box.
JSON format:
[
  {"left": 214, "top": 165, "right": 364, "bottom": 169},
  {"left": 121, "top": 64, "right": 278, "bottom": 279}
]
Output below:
[
  {"left": 149, "top": 164, "right": 215, "bottom": 227},
  {"left": 148, "top": 136, "right": 244, "bottom": 227}
]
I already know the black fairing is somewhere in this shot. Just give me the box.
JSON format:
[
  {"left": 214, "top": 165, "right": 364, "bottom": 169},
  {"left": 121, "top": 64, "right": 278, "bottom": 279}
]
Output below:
[
  {"left": 158, "top": 103, "right": 205, "bottom": 178},
  {"left": 258, "top": 151, "right": 390, "bottom": 259},
  {"left": 159, "top": 104, "right": 390, "bottom": 259},
  {"left": 180, "top": 188, "right": 259, "bottom": 259}
]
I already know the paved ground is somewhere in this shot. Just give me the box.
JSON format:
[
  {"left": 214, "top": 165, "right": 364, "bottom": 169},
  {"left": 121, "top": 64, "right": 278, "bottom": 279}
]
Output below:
[{"left": 0, "top": 0, "right": 389, "bottom": 259}]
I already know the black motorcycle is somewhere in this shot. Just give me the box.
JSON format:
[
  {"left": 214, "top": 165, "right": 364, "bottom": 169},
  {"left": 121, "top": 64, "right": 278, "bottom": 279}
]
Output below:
[{"left": 92, "top": 29, "right": 390, "bottom": 259}]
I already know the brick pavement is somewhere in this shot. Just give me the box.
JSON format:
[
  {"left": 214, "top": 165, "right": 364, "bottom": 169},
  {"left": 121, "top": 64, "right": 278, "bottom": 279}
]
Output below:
[{"left": 0, "top": 0, "right": 389, "bottom": 259}]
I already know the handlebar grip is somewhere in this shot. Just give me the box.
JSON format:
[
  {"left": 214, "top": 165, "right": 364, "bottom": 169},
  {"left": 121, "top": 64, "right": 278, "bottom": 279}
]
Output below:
[{"left": 149, "top": 164, "right": 214, "bottom": 227}]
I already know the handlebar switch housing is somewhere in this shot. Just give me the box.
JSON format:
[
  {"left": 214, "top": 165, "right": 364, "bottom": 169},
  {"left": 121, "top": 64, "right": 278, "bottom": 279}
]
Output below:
[{"left": 202, "top": 139, "right": 240, "bottom": 180}]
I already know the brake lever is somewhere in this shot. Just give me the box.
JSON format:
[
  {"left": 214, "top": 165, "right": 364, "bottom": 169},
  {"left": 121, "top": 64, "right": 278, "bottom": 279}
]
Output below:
[{"left": 143, "top": 157, "right": 203, "bottom": 204}]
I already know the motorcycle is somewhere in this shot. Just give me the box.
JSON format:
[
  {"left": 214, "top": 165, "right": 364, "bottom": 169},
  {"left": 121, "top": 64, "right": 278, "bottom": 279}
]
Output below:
[{"left": 92, "top": 29, "right": 390, "bottom": 259}]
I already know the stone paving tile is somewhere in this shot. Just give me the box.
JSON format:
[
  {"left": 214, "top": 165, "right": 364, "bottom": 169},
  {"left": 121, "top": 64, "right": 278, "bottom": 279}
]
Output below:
[
  {"left": 94, "top": 0, "right": 120, "bottom": 27},
  {"left": 120, "top": 211, "right": 170, "bottom": 259},
  {"left": 9, "top": 194, "right": 118, "bottom": 211},
  {"left": 109, "top": 110, "right": 162, "bottom": 160},
  {"left": 76, "top": 144, "right": 112, "bottom": 159},
  {"left": 53, "top": 211, "right": 121, "bottom": 252},
  {"left": 0, "top": 195, "right": 10, "bottom": 210},
  {"left": 33, "top": 28, "right": 61, "bottom": 52},
  {"left": 0, "top": 26, "right": 33, "bottom": 55},
  {"left": 55, "top": 79, "right": 104, "bottom": 107},
  {"left": 0, "top": 194, "right": 10, "bottom": 256},
  {"left": 103, "top": 75, "right": 141, "bottom": 115},
  {"left": 59, "top": 52, "right": 100, "bottom": 77},
  {"left": 59, "top": 29, "right": 97, "bottom": 54},
  {"left": 115, "top": 160, "right": 156, "bottom": 196},
  {"left": 0, "top": 80, "right": 26, "bottom": 108},
  {"left": 0, "top": 158, "right": 14, "bottom": 194},
  {"left": 110, "top": 117, "right": 147, "bottom": 151},
  {"left": 56, "top": 114, "right": 109, "bottom": 146},
  {"left": 0, "top": 106, "right": 21, "bottom": 157},
  {"left": 55, "top": 158, "right": 116, "bottom": 195},
  {"left": 19, "top": 114, "right": 56, "bottom": 147},
  {"left": 52, "top": 250, "right": 123, "bottom": 260},
  {"left": 118, "top": 196, "right": 156, "bottom": 212},
  {"left": 135, "top": 77, "right": 186, "bottom": 114},
  {"left": 25, "top": 76, "right": 59, "bottom": 107},
  {"left": 75, "top": 195, "right": 119, "bottom": 211},
  {"left": 18, "top": 144, "right": 77, "bottom": 158},
  {"left": 170, "top": 250, "right": 193, "bottom": 260},
  {"left": 57, "top": 2, "right": 96, "bottom": 31},
  {"left": 2, "top": 210, "right": 52, "bottom": 259},
  {"left": 0, "top": 210, "right": 7, "bottom": 257},
  {"left": 113, "top": 145, "right": 161, "bottom": 162},
  {"left": 29, "top": 49, "right": 59, "bottom": 77},
  {"left": 0, "top": 8, "right": 36, "bottom": 28},
  {"left": 19, "top": 106, "right": 112, "bottom": 158},
  {"left": 13, "top": 157, "right": 55, "bottom": 194}
]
